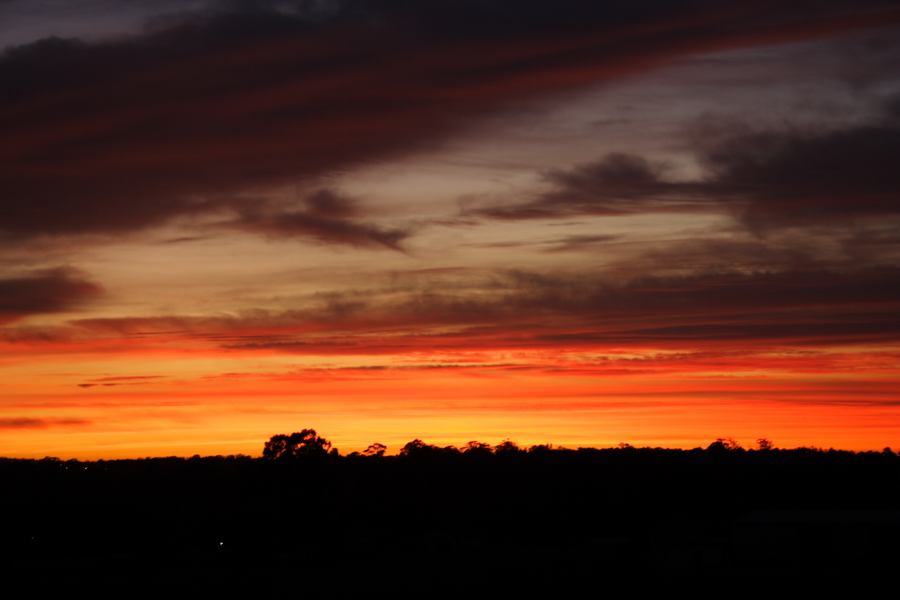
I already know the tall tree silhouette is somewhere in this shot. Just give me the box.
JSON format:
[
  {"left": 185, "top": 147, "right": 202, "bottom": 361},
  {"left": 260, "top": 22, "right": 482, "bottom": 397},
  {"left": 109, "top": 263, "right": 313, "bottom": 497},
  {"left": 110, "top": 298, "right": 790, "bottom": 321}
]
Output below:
[
  {"left": 463, "top": 441, "right": 492, "bottom": 456},
  {"left": 399, "top": 439, "right": 432, "bottom": 457},
  {"left": 707, "top": 437, "right": 742, "bottom": 452},
  {"left": 362, "top": 443, "right": 387, "bottom": 457},
  {"left": 757, "top": 438, "right": 775, "bottom": 451},
  {"left": 494, "top": 440, "right": 523, "bottom": 456},
  {"left": 262, "top": 429, "right": 334, "bottom": 460}
]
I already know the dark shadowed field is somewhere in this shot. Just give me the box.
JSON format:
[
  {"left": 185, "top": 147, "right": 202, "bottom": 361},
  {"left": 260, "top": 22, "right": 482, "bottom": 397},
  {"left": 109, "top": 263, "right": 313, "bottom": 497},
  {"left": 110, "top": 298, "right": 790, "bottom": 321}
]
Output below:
[{"left": 3, "top": 444, "right": 900, "bottom": 591}]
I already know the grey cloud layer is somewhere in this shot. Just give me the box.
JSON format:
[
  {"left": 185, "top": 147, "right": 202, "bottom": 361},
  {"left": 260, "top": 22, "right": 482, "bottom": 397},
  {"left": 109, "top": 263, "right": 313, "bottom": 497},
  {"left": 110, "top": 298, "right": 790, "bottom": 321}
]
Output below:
[
  {"left": 474, "top": 99, "right": 900, "bottom": 231},
  {"left": 2, "top": 0, "right": 897, "bottom": 246}
]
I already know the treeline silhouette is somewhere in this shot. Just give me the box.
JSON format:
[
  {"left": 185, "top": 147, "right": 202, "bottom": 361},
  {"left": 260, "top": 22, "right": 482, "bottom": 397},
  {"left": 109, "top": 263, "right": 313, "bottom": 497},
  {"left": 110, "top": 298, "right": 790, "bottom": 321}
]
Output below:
[
  {"left": 3, "top": 429, "right": 900, "bottom": 591},
  {"left": 260, "top": 428, "right": 788, "bottom": 459}
]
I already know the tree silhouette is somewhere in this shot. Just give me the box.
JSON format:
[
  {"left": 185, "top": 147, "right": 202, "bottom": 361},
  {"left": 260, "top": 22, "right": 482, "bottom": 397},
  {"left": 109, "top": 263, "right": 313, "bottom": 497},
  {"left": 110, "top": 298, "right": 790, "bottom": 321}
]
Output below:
[
  {"left": 262, "top": 429, "right": 334, "bottom": 460},
  {"left": 494, "top": 439, "right": 523, "bottom": 456},
  {"left": 398, "top": 439, "right": 461, "bottom": 457},
  {"left": 363, "top": 442, "right": 387, "bottom": 457},
  {"left": 527, "top": 443, "right": 554, "bottom": 455},
  {"left": 707, "top": 437, "right": 742, "bottom": 452},
  {"left": 463, "top": 441, "right": 492, "bottom": 456},
  {"left": 400, "top": 439, "right": 434, "bottom": 457}
]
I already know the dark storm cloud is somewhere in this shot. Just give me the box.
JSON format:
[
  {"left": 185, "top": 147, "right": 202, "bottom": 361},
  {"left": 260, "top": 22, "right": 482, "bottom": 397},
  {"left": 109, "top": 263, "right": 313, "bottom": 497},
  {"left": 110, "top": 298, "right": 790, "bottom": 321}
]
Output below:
[
  {"left": 2, "top": 1, "right": 897, "bottom": 243},
  {"left": 236, "top": 211, "right": 409, "bottom": 249},
  {"left": 473, "top": 153, "right": 705, "bottom": 219},
  {"left": 232, "top": 189, "right": 410, "bottom": 249},
  {"left": 0, "top": 268, "right": 102, "bottom": 324},
  {"left": 476, "top": 96, "right": 900, "bottom": 230},
  {"left": 697, "top": 111, "right": 900, "bottom": 231}
]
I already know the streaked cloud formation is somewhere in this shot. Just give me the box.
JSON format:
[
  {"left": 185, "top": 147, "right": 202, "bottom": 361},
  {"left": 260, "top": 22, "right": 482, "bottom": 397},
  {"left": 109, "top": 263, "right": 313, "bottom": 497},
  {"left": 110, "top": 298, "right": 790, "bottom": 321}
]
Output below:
[
  {"left": 3, "top": 0, "right": 898, "bottom": 241},
  {"left": 2, "top": 1, "right": 900, "bottom": 457}
]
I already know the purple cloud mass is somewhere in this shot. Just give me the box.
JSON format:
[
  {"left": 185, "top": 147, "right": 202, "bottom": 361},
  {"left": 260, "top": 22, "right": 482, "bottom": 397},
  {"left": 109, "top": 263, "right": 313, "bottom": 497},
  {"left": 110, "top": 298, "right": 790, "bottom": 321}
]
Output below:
[
  {"left": 1, "top": 0, "right": 897, "bottom": 246},
  {"left": 0, "top": 268, "right": 102, "bottom": 323}
]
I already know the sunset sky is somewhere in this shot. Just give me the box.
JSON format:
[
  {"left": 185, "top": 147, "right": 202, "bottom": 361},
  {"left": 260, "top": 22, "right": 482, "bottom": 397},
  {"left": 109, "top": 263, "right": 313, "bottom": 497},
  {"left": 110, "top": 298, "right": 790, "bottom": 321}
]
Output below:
[{"left": 3, "top": 0, "right": 900, "bottom": 458}]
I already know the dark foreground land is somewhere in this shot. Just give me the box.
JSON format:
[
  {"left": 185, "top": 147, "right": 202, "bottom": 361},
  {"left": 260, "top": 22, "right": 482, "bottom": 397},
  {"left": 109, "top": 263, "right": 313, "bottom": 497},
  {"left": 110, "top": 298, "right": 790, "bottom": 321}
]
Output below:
[{"left": 3, "top": 445, "right": 900, "bottom": 591}]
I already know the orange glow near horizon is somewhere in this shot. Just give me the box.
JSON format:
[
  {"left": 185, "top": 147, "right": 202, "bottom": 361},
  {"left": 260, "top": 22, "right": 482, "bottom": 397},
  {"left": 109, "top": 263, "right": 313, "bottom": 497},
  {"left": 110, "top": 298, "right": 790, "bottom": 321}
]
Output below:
[{"left": 4, "top": 343, "right": 900, "bottom": 459}]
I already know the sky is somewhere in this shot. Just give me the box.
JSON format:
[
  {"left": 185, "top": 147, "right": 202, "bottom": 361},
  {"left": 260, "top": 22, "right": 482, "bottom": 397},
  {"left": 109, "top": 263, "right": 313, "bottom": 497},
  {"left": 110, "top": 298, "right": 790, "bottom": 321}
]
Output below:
[{"left": 2, "top": 0, "right": 900, "bottom": 458}]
